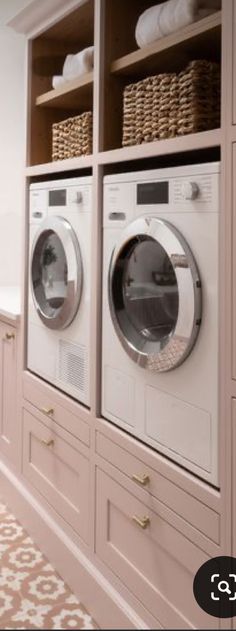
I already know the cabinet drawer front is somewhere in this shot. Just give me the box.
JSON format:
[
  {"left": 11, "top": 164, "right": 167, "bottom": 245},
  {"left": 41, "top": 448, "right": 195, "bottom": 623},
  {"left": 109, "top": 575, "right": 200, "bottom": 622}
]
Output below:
[
  {"left": 23, "top": 378, "right": 90, "bottom": 446},
  {"left": 0, "top": 323, "right": 17, "bottom": 453},
  {"left": 23, "top": 409, "right": 90, "bottom": 542},
  {"left": 96, "top": 469, "right": 218, "bottom": 629},
  {"left": 96, "top": 432, "right": 219, "bottom": 544}
]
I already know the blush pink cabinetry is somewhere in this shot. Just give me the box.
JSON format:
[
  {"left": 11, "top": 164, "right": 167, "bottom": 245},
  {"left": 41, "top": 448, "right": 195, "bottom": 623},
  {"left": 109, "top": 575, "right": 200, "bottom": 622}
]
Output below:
[
  {"left": 23, "top": 373, "right": 90, "bottom": 446},
  {"left": 96, "top": 432, "right": 220, "bottom": 546},
  {"left": 4, "top": 0, "right": 233, "bottom": 629},
  {"left": 23, "top": 406, "right": 90, "bottom": 543},
  {"left": 96, "top": 467, "right": 218, "bottom": 630},
  {"left": 0, "top": 319, "right": 20, "bottom": 467}
]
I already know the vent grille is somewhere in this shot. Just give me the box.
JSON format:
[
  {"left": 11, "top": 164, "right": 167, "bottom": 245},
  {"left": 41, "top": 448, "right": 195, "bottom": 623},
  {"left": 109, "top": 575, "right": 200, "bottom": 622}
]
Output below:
[{"left": 59, "top": 339, "right": 87, "bottom": 394}]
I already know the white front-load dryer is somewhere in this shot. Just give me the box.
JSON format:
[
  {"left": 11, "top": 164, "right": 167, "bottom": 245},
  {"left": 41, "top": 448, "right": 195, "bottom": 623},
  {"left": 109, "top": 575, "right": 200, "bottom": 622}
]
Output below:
[
  {"left": 102, "top": 163, "right": 220, "bottom": 485},
  {"left": 28, "top": 177, "right": 92, "bottom": 407}
]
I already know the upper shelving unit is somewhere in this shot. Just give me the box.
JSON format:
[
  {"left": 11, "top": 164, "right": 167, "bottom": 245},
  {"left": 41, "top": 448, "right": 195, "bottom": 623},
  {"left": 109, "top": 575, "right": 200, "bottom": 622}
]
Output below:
[
  {"left": 36, "top": 71, "right": 93, "bottom": 110},
  {"left": 24, "top": 0, "right": 222, "bottom": 172},
  {"left": 28, "top": 0, "right": 94, "bottom": 167},
  {"left": 111, "top": 11, "right": 221, "bottom": 77},
  {"left": 102, "top": 0, "right": 222, "bottom": 153}
]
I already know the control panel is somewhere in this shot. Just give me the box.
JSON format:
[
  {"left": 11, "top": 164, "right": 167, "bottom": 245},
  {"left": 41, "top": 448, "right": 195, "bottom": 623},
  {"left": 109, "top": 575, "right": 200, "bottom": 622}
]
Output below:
[
  {"left": 173, "top": 175, "right": 214, "bottom": 203},
  {"left": 30, "top": 190, "right": 47, "bottom": 222}
]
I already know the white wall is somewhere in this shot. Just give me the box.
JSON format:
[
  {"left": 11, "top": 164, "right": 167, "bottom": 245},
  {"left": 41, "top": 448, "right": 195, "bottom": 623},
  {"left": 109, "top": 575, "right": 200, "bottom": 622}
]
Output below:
[{"left": 0, "top": 0, "right": 32, "bottom": 286}]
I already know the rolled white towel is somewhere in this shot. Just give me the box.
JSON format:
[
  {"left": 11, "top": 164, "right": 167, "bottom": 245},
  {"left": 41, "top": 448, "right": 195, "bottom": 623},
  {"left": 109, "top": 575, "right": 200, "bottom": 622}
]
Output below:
[
  {"left": 52, "top": 75, "right": 66, "bottom": 89},
  {"left": 135, "top": 0, "right": 196, "bottom": 48},
  {"left": 135, "top": 0, "right": 220, "bottom": 48},
  {"left": 63, "top": 46, "right": 94, "bottom": 80}
]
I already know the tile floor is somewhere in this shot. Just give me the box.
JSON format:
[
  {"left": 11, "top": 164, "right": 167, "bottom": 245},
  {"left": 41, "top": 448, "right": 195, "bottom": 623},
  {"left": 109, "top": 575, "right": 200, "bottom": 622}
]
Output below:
[{"left": 0, "top": 498, "right": 98, "bottom": 629}]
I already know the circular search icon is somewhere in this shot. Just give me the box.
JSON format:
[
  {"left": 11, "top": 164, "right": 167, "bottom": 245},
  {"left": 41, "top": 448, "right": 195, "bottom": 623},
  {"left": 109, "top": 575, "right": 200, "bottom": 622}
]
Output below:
[{"left": 193, "top": 556, "right": 236, "bottom": 618}]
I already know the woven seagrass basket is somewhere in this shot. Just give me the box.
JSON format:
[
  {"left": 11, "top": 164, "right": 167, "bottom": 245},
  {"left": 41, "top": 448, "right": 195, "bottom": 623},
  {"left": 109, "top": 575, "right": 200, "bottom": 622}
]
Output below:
[
  {"left": 52, "top": 111, "right": 93, "bottom": 161},
  {"left": 122, "top": 60, "right": 220, "bottom": 147}
]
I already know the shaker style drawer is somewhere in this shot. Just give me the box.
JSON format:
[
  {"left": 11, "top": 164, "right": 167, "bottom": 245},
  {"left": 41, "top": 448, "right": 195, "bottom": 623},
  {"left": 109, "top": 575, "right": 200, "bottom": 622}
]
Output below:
[
  {"left": 23, "top": 375, "right": 90, "bottom": 446},
  {"left": 23, "top": 409, "right": 90, "bottom": 543},
  {"left": 96, "top": 432, "right": 220, "bottom": 545},
  {"left": 96, "top": 469, "right": 218, "bottom": 629}
]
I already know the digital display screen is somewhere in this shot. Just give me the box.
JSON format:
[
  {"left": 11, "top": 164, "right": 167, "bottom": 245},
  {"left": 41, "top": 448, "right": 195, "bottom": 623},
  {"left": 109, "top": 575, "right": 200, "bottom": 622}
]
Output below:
[
  {"left": 49, "top": 189, "right": 67, "bottom": 206},
  {"left": 137, "top": 181, "right": 169, "bottom": 205}
]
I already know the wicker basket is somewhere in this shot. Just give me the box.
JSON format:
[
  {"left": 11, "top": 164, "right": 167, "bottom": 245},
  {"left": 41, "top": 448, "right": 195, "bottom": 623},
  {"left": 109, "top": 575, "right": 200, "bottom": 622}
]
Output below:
[
  {"left": 52, "top": 112, "right": 93, "bottom": 161},
  {"left": 122, "top": 60, "right": 220, "bottom": 147}
]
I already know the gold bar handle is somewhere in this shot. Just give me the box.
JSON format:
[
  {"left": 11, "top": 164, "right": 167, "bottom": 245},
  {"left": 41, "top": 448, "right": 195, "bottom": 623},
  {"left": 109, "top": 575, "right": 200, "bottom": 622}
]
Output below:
[
  {"left": 132, "top": 473, "right": 150, "bottom": 486},
  {"left": 41, "top": 439, "right": 54, "bottom": 448},
  {"left": 5, "top": 332, "right": 15, "bottom": 340},
  {"left": 132, "top": 515, "right": 150, "bottom": 530},
  {"left": 41, "top": 407, "right": 54, "bottom": 416}
]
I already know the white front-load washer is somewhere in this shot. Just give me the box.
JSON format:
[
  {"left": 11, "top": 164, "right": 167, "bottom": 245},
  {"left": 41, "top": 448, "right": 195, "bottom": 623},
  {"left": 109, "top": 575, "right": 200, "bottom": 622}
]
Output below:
[
  {"left": 28, "top": 176, "right": 92, "bottom": 407},
  {"left": 102, "top": 163, "right": 220, "bottom": 485}
]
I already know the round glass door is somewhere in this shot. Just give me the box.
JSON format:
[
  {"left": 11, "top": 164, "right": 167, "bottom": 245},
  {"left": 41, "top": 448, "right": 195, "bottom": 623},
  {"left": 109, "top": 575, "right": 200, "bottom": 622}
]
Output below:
[
  {"left": 109, "top": 217, "right": 202, "bottom": 371},
  {"left": 31, "top": 217, "right": 82, "bottom": 330}
]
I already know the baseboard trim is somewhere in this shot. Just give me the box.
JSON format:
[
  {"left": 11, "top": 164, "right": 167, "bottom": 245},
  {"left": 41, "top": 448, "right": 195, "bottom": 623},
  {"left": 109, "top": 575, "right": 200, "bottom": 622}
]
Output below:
[{"left": 0, "top": 458, "right": 149, "bottom": 630}]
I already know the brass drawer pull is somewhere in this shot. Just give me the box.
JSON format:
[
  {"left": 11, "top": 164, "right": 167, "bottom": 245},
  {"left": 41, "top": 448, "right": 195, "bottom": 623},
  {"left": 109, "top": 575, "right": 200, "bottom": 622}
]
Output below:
[
  {"left": 132, "top": 515, "right": 150, "bottom": 530},
  {"left": 41, "top": 439, "right": 54, "bottom": 448},
  {"left": 41, "top": 407, "right": 54, "bottom": 416},
  {"left": 5, "top": 332, "right": 15, "bottom": 340},
  {"left": 132, "top": 473, "right": 150, "bottom": 486}
]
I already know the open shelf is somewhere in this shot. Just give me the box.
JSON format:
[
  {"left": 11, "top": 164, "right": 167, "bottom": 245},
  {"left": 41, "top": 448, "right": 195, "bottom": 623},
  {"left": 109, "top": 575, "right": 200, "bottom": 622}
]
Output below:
[
  {"left": 28, "top": 0, "right": 95, "bottom": 166},
  {"left": 111, "top": 11, "right": 221, "bottom": 77},
  {"left": 25, "top": 154, "right": 94, "bottom": 177},
  {"left": 102, "top": 4, "right": 222, "bottom": 152},
  {"left": 36, "top": 71, "right": 93, "bottom": 110},
  {"left": 98, "top": 128, "right": 222, "bottom": 165}
]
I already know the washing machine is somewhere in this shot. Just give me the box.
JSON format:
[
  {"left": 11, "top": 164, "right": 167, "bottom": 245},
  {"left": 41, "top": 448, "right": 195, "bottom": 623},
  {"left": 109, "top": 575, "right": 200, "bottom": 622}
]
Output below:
[
  {"left": 102, "top": 163, "right": 220, "bottom": 485},
  {"left": 28, "top": 176, "right": 92, "bottom": 407}
]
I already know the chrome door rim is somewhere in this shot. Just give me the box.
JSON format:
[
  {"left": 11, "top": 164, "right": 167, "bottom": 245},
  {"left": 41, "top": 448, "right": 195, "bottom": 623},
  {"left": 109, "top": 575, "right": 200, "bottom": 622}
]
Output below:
[
  {"left": 108, "top": 216, "right": 202, "bottom": 371},
  {"left": 31, "top": 216, "right": 83, "bottom": 330}
]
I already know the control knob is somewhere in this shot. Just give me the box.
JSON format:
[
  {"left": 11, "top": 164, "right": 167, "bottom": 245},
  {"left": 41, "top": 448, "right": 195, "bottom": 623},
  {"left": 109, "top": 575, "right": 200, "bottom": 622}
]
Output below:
[{"left": 181, "top": 181, "right": 199, "bottom": 200}]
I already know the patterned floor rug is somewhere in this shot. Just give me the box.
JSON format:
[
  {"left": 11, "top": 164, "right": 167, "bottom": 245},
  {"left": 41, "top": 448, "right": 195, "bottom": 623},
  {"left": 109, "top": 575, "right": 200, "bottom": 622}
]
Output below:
[{"left": 0, "top": 498, "right": 98, "bottom": 629}]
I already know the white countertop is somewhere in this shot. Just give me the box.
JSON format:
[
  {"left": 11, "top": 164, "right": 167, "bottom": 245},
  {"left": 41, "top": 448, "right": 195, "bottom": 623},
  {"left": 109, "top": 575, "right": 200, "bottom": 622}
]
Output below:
[{"left": 0, "top": 287, "right": 21, "bottom": 322}]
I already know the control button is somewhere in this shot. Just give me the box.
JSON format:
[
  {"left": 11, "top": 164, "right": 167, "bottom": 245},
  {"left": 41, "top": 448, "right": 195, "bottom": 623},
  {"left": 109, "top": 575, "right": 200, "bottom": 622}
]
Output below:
[
  {"left": 75, "top": 191, "right": 83, "bottom": 204},
  {"left": 181, "top": 181, "right": 199, "bottom": 200}
]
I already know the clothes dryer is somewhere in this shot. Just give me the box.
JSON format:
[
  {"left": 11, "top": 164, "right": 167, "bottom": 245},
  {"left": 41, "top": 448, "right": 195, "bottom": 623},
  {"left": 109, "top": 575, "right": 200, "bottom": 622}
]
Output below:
[
  {"left": 28, "top": 177, "right": 92, "bottom": 406},
  {"left": 102, "top": 163, "right": 220, "bottom": 485}
]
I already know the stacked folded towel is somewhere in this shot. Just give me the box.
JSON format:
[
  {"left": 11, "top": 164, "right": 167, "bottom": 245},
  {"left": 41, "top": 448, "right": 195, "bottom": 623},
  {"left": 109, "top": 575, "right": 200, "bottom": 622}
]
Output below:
[
  {"left": 135, "top": 0, "right": 221, "bottom": 48},
  {"left": 52, "top": 45, "right": 94, "bottom": 89}
]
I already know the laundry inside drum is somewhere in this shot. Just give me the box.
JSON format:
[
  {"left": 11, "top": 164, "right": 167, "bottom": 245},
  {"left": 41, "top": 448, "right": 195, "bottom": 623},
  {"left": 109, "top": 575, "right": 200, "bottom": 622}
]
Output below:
[
  {"left": 121, "top": 236, "right": 179, "bottom": 345},
  {"left": 32, "top": 230, "right": 68, "bottom": 316}
]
